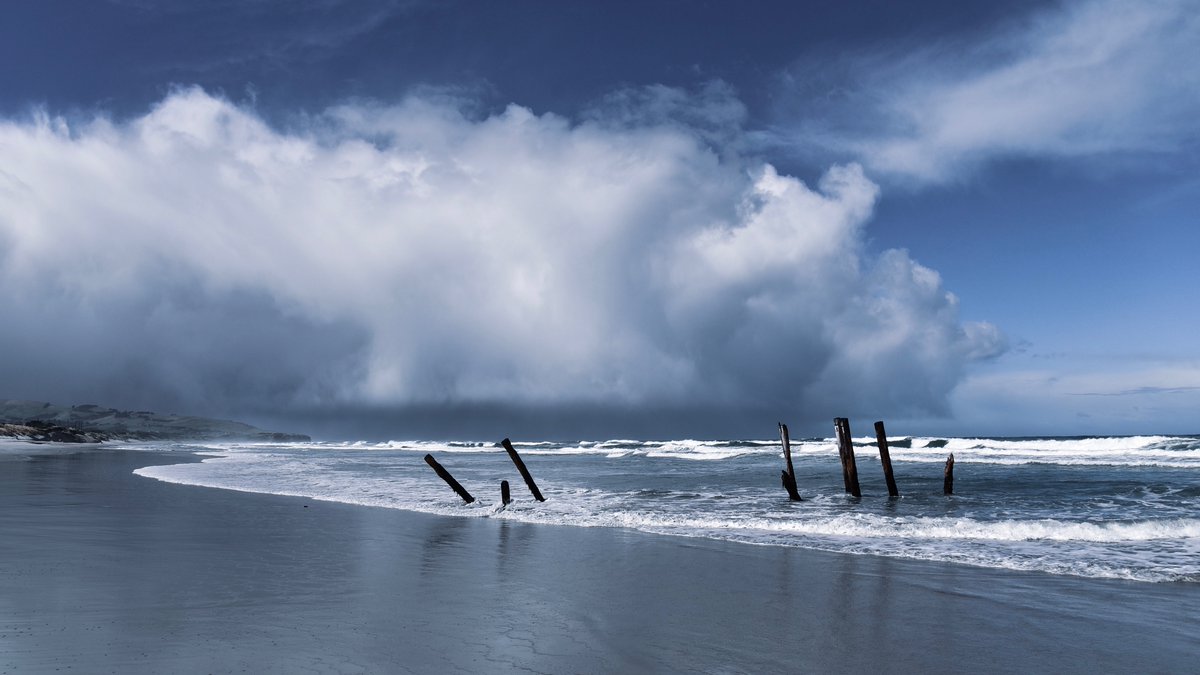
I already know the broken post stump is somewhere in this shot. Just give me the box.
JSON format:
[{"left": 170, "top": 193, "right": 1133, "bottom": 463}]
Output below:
[
  {"left": 423, "top": 453, "right": 475, "bottom": 504},
  {"left": 501, "top": 480, "right": 512, "bottom": 506},
  {"left": 779, "top": 422, "right": 802, "bottom": 501},
  {"left": 874, "top": 420, "right": 900, "bottom": 497},
  {"left": 944, "top": 453, "right": 955, "bottom": 495},
  {"left": 502, "top": 438, "right": 546, "bottom": 502},
  {"left": 834, "top": 417, "right": 862, "bottom": 498}
]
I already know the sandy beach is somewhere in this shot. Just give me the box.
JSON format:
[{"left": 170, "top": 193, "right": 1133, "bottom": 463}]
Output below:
[{"left": 2, "top": 448, "right": 1197, "bottom": 674}]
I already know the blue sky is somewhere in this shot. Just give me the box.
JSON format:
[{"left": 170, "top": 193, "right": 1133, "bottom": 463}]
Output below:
[{"left": 1, "top": 0, "right": 1197, "bottom": 439}]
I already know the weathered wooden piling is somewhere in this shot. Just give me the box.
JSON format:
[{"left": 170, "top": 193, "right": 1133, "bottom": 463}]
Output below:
[
  {"left": 943, "top": 453, "right": 955, "bottom": 495},
  {"left": 501, "top": 480, "right": 512, "bottom": 506},
  {"left": 779, "top": 422, "right": 802, "bottom": 501},
  {"left": 833, "top": 417, "right": 862, "bottom": 498},
  {"left": 502, "top": 438, "right": 546, "bottom": 502},
  {"left": 423, "top": 453, "right": 475, "bottom": 504},
  {"left": 874, "top": 420, "right": 900, "bottom": 497}
]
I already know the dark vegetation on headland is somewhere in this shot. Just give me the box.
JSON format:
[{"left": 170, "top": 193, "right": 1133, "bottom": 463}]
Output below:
[{"left": 0, "top": 400, "right": 310, "bottom": 444}]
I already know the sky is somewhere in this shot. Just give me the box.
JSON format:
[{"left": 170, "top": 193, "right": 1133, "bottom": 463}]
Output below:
[{"left": 1, "top": 0, "right": 1197, "bottom": 439}]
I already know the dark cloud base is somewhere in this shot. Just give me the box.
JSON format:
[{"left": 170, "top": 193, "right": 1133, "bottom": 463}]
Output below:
[{"left": 252, "top": 401, "right": 863, "bottom": 442}]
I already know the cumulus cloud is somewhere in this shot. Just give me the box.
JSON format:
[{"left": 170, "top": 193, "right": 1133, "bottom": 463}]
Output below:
[
  {"left": 782, "top": 0, "right": 1200, "bottom": 183},
  {"left": 0, "top": 87, "right": 1002, "bottom": 435}
]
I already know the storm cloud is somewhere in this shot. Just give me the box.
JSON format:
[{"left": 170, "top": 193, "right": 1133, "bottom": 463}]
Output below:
[{"left": 0, "top": 88, "right": 1003, "bottom": 437}]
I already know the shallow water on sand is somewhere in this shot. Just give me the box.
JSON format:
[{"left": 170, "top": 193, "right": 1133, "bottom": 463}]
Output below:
[{"left": 5, "top": 450, "right": 1200, "bottom": 673}]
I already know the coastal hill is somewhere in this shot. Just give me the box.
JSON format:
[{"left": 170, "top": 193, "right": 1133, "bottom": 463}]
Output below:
[{"left": 0, "top": 400, "right": 310, "bottom": 443}]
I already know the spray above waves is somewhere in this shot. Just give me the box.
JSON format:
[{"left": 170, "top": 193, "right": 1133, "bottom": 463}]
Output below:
[{"left": 185, "top": 434, "right": 1200, "bottom": 467}]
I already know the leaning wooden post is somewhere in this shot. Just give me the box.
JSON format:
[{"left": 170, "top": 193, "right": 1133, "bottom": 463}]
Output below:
[
  {"left": 423, "top": 454, "right": 475, "bottom": 504},
  {"left": 834, "top": 418, "right": 849, "bottom": 492},
  {"left": 834, "top": 417, "right": 862, "bottom": 498},
  {"left": 501, "top": 480, "right": 512, "bottom": 506},
  {"left": 779, "top": 422, "right": 802, "bottom": 501},
  {"left": 874, "top": 421, "right": 900, "bottom": 497},
  {"left": 502, "top": 438, "right": 546, "bottom": 502},
  {"left": 943, "top": 454, "right": 955, "bottom": 495}
]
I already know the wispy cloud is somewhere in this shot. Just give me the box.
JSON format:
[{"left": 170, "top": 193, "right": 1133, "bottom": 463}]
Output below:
[
  {"left": 781, "top": 0, "right": 1200, "bottom": 183},
  {"left": 1073, "top": 386, "right": 1200, "bottom": 397},
  {"left": 0, "top": 87, "right": 1002, "bottom": 429},
  {"left": 108, "top": 0, "right": 427, "bottom": 75},
  {"left": 944, "top": 362, "right": 1200, "bottom": 435}
]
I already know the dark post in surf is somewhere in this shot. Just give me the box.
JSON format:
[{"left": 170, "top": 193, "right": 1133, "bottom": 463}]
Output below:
[
  {"left": 423, "top": 453, "right": 476, "bottom": 504},
  {"left": 834, "top": 417, "right": 862, "bottom": 498},
  {"left": 779, "top": 422, "right": 802, "bottom": 501},
  {"left": 501, "top": 480, "right": 512, "bottom": 506},
  {"left": 943, "top": 454, "right": 955, "bottom": 495},
  {"left": 874, "top": 420, "right": 900, "bottom": 497},
  {"left": 502, "top": 438, "right": 546, "bottom": 502}
]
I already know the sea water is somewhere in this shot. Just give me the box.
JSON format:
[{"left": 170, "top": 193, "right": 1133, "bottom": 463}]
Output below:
[{"left": 131, "top": 435, "right": 1200, "bottom": 583}]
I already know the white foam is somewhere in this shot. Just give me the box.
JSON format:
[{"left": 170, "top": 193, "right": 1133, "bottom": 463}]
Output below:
[{"left": 164, "top": 434, "right": 1200, "bottom": 467}]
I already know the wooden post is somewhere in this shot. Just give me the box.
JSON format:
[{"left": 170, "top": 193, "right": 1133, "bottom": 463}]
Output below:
[
  {"left": 834, "top": 418, "right": 849, "bottom": 492},
  {"left": 501, "top": 480, "right": 512, "bottom": 506},
  {"left": 833, "top": 417, "right": 862, "bottom": 498},
  {"left": 502, "top": 438, "right": 546, "bottom": 502},
  {"left": 779, "top": 422, "right": 802, "bottom": 501},
  {"left": 943, "top": 453, "right": 955, "bottom": 495},
  {"left": 874, "top": 420, "right": 900, "bottom": 497},
  {"left": 423, "top": 454, "right": 475, "bottom": 504}
]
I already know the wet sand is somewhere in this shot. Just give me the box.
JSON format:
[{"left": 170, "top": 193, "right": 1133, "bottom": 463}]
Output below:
[{"left": 2, "top": 448, "right": 1197, "bottom": 673}]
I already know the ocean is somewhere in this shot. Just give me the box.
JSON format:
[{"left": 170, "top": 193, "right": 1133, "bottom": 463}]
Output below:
[{"left": 132, "top": 434, "right": 1200, "bottom": 583}]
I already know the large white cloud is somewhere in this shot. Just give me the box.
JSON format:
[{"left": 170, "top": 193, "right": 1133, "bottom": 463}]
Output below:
[{"left": 0, "top": 87, "right": 1002, "bottom": 430}]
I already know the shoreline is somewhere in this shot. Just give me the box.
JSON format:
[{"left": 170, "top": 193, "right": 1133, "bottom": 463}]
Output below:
[{"left": 3, "top": 448, "right": 1198, "bottom": 673}]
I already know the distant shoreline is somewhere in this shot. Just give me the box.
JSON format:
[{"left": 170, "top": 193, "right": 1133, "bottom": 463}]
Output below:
[
  {"left": 0, "top": 420, "right": 115, "bottom": 443},
  {"left": 0, "top": 399, "right": 310, "bottom": 443}
]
